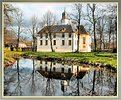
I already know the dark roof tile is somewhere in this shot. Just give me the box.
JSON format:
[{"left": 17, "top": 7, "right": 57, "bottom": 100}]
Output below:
[
  {"left": 38, "top": 25, "right": 74, "bottom": 34},
  {"left": 38, "top": 25, "right": 88, "bottom": 34}
]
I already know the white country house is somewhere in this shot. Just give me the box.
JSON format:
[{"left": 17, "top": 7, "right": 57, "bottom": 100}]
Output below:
[{"left": 36, "top": 10, "right": 91, "bottom": 52}]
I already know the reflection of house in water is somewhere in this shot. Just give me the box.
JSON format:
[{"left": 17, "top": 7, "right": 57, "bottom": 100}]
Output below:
[
  {"left": 36, "top": 60, "right": 90, "bottom": 95},
  {"left": 36, "top": 60, "right": 90, "bottom": 80}
]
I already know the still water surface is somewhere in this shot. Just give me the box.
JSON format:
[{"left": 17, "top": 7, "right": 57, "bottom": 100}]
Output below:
[{"left": 4, "top": 58, "right": 117, "bottom": 96}]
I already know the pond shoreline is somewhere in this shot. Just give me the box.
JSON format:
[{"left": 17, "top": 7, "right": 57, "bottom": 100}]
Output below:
[
  {"left": 4, "top": 51, "right": 117, "bottom": 72},
  {"left": 4, "top": 57, "right": 117, "bottom": 96},
  {"left": 22, "top": 54, "right": 117, "bottom": 72}
]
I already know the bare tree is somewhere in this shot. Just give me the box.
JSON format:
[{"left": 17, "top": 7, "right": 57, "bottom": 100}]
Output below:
[
  {"left": 107, "top": 4, "right": 117, "bottom": 50},
  {"left": 29, "top": 15, "right": 38, "bottom": 52},
  {"left": 3, "top": 4, "right": 17, "bottom": 29},
  {"left": 107, "top": 18, "right": 113, "bottom": 49},
  {"left": 42, "top": 11, "right": 56, "bottom": 52},
  {"left": 3, "top": 4, "right": 17, "bottom": 47},
  {"left": 86, "top": 4, "right": 97, "bottom": 51},
  {"left": 71, "top": 4, "right": 82, "bottom": 52},
  {"left": 96, "top": 15, "right": 107, "bottom": 50},
  {"left": 13, "top": 9, "right": 24, "bottom": 51}
]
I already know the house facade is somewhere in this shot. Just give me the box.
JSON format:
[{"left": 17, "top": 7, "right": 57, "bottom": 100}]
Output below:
[{"left": 37, "top": 10, "right": 91, "bottom": 52}]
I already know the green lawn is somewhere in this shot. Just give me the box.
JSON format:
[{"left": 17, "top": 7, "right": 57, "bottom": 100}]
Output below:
[
  {"left": 23, "top": 51, "right": 117, "bottom": 67},
  {"left": 4, "top": 48, "right": 117, "bottom": 68}
]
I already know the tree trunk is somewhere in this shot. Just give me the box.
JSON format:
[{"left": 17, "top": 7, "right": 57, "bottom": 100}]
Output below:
[
  {"left": 92, "top": 70, "right": 96, "bottom": 95},
  {"left": 113, "top": 32, "right": 115, "bottom": 49},
  {"left": 115, "top": 18, "right": 117, "bottom": 49},
  {"left": 108, "top": 30, "right": 111, "bottom": 49},
  {"left": 93, "top": 17, "right": 96, "bottom": 52},
  {"left": 99, "top": 32, "right": 102, "bottom": 50},
  {"left": 16, "top": 26, "right": 20, "bottom": 51},
  {"left": 49, "top": 33, "right": 54, "bottom": 52},
  {"left": 77, "top": 26, "right": 80, "bottom": 52}
]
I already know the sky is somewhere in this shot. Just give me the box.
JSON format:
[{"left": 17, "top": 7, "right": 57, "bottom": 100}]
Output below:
[
  {"left": 10, "top": 2, "right": 117, "bottom": 26},
  {"left": 10, "top": 3, "right": 77, "bottom": 40},
  {"left": 12, "top": 3, "right": 73, "bottom": 23},
  {"left": 8, "top": 2, "right": 117, "bottom": 40}
]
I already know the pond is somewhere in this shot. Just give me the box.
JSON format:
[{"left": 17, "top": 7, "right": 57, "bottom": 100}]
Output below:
[{"left": 4, "top": 58, "right": 117, "bottom": 96}]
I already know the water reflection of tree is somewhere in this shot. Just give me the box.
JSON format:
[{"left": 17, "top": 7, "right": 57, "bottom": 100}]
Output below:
[
  {"left": 69, "top": 66, "right": 117, "bottom": 96},
  {"left": 31, "top": 59, "right": 36, "bottom": 95},
  {"left": 26, "top": 58, "right": 41, "bottom": 95},
  {"left": 69, "top": 66, "right": 81, "bottom": 96},
  {"left": 42, "top": 62, "right": 55, "bottom": 96},
  {"left": 79, "top": 67, "right": 117, "bottom": 96},
  {"left": 8, "top": 58, "right": 40, "bottom": 96},
  {"left": 12, "top": 58, "right": 23, "bottom": 95}
]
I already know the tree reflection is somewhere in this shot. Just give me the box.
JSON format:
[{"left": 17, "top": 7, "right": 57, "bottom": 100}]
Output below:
[
  {"left": 11, "top": 58, "right": 23, "bottom": 96},
  {"left": 42, "top": 62, "right": 55, "bottom": 96},
  {"left": 31, "top": 58, "right": 36, "bottom": 95},
  {"left": 4, "top": 58, "right": 117, "bottom": 96}
]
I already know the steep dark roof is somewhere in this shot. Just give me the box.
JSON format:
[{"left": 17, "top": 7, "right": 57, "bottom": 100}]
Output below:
[
  {"left": 37, "top": 25, "right": 88, "bottom": 34},
  {"left": 38, "top": 25, "right": 74, "bottom": 34}
]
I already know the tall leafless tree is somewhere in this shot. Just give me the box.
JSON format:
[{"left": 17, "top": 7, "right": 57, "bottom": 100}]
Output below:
[
  {"left": 42, "top": 11, "right": 56, "bottom": 52},
  {"left": 71, "top": 4, "right": 82, "bottom": 52},
  {"left": 3, "top": 4, "right": 17, "bottom": 46},
  {"left": 29, "top": 15, "right": 38, "bottom": 52},
  {"left": 4, "top": 4, "right": 17, "bottom": 29},
  {"left": 13, "top": 9, "right": 24, "bottom": 51},
  {"left": 86, "top": 4, "right": 97, "bottom": 51},
  {"left": 107, "top": 4, "right": 117, "bottom": 50},
  {"left": 96, "top": 15, "right": 107, "bottom": 50}
]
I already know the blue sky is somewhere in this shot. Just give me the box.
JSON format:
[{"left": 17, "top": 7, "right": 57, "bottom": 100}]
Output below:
[
  {"left": 12, "top": 3, "right": 73, "bottom": 21},
  {"left": 10, "top": 3, "right": 75, "bottom": 40},
  {"left": 8, "top": 2, "right": 117, "bottom": 40},
  {"left": 11, "top": 3, "right": 117, "bottom": 25}
]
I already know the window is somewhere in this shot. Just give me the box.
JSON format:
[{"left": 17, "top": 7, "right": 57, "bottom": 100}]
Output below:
[
  {"left": 62, "top": 40, "right": 65, "bottom": 45},
  {"left": 69, "top": 40, "right": 71, "bottom": 46},
  {"left": 40, "top": 34, "right": 43, "bottom": 38},
  {"left": 62, "top": 33, "right": 64, "bottom": 38},
  {"left": 40, "top": 65, "right": 42, "bottom": 69},
  {"left": 45, "top": 61, "right": 47, "bottom": 64},
  {"left": 53, "top": 33, "right": 56, "bottom": 38},
  {"left": 83, "top": 45, "right": 86, "bottom": 48},
  {"left": 60, "top": 28, "right": 66, "bottom": 32},
  {"left": 53, "top": 40, "right": 56, "bottom": 45},
  {"left": 83, "top": 37, "right": 86, "bottom": 44},
  {"left": 45, "top": 40, "right": 48, "bottom": 45},
  {"left": 68, "top": 33, "right": 71, "bottom": 38},
  {"left": 53, "top": 62, "right": 56, "bottom": 65},
  {"left": 40, "top": 60, "right": 42, "bottom": 64},
  {"left": 40, "top": 40, "right": 42, "bottom": 45}
]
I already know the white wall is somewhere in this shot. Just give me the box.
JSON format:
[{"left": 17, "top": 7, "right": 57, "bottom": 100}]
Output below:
[
  {"left": 79, "top": 35, "right": 91, "bottom": 52},
  {"left": 37, "top": 33, "right": 74, "bottom": 52},
  {"left": 37, "top": 33, "right": 91, "bottom": 52},
  {"left": 61, "top": 19, "right": 70, "bottom": 25}
]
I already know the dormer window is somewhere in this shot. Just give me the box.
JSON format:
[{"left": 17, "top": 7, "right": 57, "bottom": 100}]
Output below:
[{"left": 60, "top": 28, "right": 66, "bottom": 32}]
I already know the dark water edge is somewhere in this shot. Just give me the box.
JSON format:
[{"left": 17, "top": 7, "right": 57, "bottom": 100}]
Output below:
[{"left": 4, "top": 58, "right": 117, "bottom": 96}]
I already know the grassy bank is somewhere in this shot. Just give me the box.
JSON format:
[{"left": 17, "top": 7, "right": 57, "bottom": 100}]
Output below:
[
  {"left": 23, "top": 51, "right": 117, "bottom": 68},
  {"left": 4, "top": 49, "right": 117, "bottom": 68},
  {"left": 4, "top": 48, "right": 23, "bottom": 66}
]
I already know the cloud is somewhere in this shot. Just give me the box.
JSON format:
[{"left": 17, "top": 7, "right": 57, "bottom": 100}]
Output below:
[{"left": 12, "top": 3, "right": 72, "bottom": 21}]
